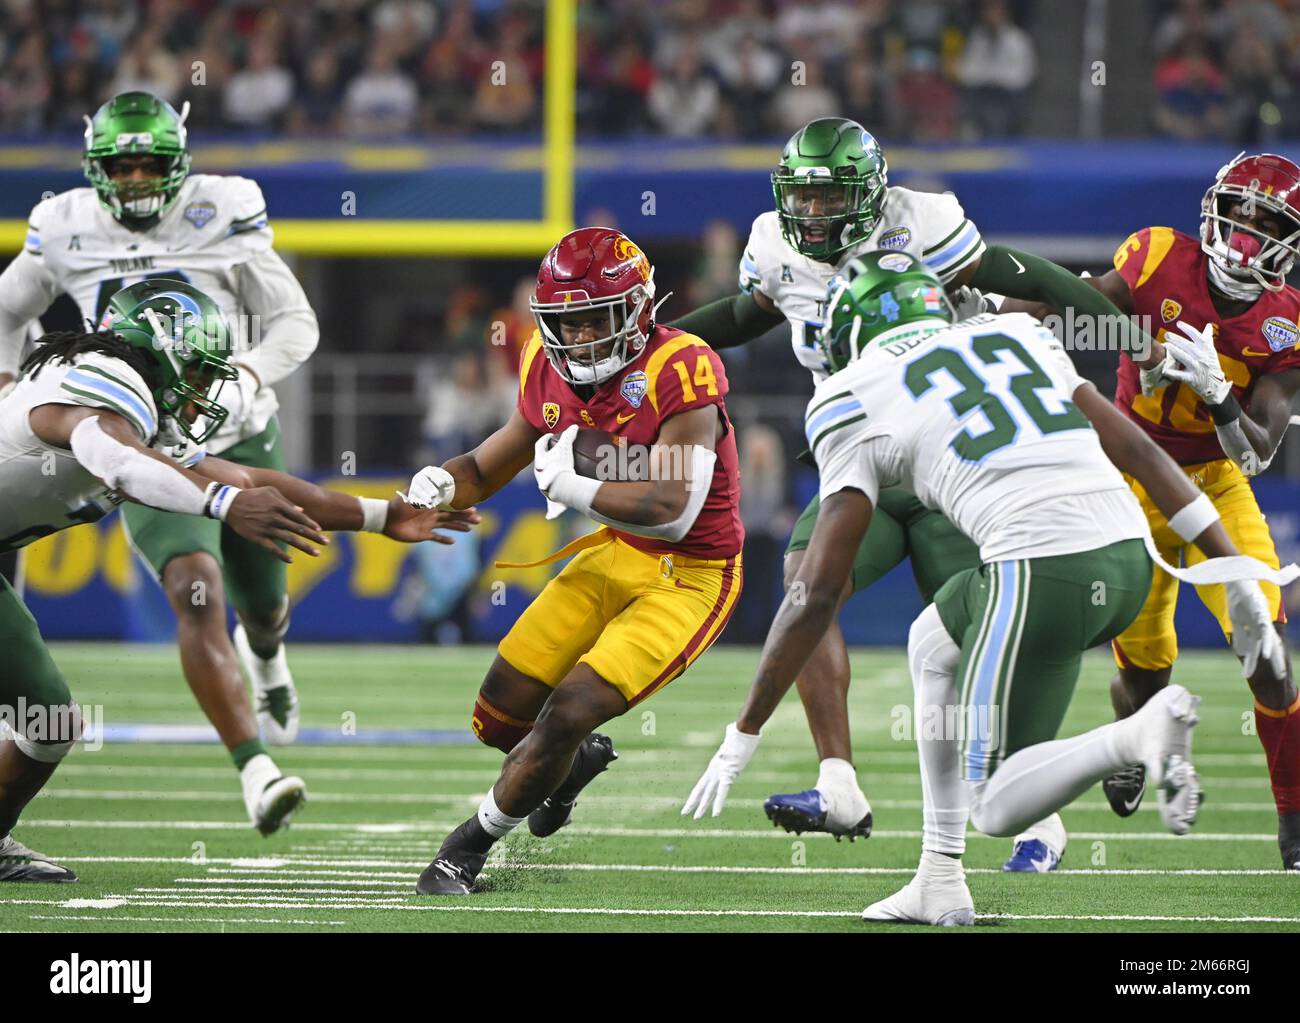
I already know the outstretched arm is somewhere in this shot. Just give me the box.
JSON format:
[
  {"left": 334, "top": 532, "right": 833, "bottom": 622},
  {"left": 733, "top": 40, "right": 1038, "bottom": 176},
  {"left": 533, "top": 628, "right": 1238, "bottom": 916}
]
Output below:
[{"left": 667, "top": 289, "right": 785, "bottom": 350}]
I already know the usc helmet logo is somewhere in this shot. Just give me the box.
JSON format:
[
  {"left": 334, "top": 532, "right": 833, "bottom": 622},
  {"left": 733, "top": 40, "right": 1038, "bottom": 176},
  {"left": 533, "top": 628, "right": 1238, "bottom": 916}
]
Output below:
[{"left": 613, "top": 236, "right": 651, "bottom": 282}]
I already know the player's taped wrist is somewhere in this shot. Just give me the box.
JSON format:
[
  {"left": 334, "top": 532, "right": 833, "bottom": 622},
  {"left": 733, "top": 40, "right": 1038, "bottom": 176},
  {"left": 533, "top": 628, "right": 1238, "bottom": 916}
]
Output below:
[
  {"left": 544, "top": 469, "right": 602, "bottom": 515},
  {"left": 1167, "top": 492, "right": 1220, "bottom": 543},
  {"left": 1213, "top": 413, "right": 1273, "bottom": 477},
  {"left": 202, "top": 481, "right": 242, "bottom": 521},
  {"left": 69, "top": 415, "right": 209, "bottom": 516},
  {"left": 357, "top": 496, "right": 390, "bottom": 533}
]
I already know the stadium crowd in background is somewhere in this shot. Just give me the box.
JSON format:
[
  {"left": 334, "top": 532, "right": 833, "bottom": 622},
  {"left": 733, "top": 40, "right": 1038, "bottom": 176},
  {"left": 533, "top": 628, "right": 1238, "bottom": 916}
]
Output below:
[{"left": 3, "top": 0, "right": 1040, "bottom": 142}]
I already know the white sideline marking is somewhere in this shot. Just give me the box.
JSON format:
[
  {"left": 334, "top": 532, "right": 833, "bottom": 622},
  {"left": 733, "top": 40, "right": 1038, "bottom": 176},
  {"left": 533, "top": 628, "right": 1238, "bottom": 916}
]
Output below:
[
  {"left": 29, "top": 914, "right": 345, "bottom": 926},
  {"left": 37, "top": 787, "right": 1285, "bottom": 814},
  {"left": 22, "top": 819, "right": 1286, "bottom": 841},
  {"left": 4, "top": 895, "right": 1298, "bottom": 924}
]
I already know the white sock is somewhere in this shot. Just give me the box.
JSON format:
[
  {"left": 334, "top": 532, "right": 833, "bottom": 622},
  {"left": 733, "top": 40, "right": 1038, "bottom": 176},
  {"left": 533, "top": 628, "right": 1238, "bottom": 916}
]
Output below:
[
  {"left": 240, "top": 753, "right": 279, "bottom": 799},
  {"left": 908, "top": 604, "right": 968, "bottom": 857},
  {"left": 968, "top": 721, "right": 1131, "bottom": 837},
  {"left": 816, "top": 756, "right": 858, "bottom": 795},
  {"left": 477, "top": 788, "right": 525, "bottom": 839}
]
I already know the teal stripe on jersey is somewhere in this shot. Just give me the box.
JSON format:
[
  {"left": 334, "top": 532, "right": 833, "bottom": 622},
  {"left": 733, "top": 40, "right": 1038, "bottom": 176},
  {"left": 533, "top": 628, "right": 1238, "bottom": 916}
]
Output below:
[
  {"left": 59, "top": 383, "right": 151, "bottom": 441},
  {"left": 810, "top": 412, "right": 867, "bottom": 455},
  {"left": 74, "top": 363, "right": 154, "bottom": 414}
]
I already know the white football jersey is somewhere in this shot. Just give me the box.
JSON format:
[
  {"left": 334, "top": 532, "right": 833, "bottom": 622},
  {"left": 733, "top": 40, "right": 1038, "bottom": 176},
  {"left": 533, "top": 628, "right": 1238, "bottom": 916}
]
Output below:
[
  {"left": 807, "top": 312, "right": 1149, "bottom": 562},
  {"left": 17, "top": 175, "right": 278, "bottom": 451},
  {"left": 0, "top": 352, "right": 203, "bottom": 553},
  {"left": 740, "top": 186, "right": 985, "bottom": 382}
]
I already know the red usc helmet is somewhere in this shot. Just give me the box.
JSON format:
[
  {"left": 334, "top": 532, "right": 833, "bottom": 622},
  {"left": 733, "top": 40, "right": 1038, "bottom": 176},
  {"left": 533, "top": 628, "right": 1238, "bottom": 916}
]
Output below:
[
  {"left": 1201, "top": 152, "right": 1300, "bottom": 292},
  {"left": 531, "top": 227, "right": 658, "bottom": 385}
]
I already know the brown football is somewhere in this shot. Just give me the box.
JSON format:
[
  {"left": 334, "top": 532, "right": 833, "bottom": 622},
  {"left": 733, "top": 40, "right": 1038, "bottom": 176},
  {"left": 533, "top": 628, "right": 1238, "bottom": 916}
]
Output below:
[{"left": 570, "top": 427, "right": 651, "bottom": 481}]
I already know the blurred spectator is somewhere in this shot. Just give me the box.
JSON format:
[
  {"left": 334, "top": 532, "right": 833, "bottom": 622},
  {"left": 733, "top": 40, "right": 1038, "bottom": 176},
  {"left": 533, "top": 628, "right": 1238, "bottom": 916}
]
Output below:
[
  {"left": 486, "top": 276, "right": 541, "bottom": 374},
  {"left": 342, "top": 38, "right": 419, "bottom": 137},
  {"left": 686, "top": 219, "right": 743, "bottom": 311},
  {"left": 891, "top": 47, "right": 958, "bottom": 142},
  {"left": 0, "top": 32, "right": 51, "bottom": 133},
  {"left": 957, "top": 0, "right": 1036, "bottom": 138},
  {"left": 1154, "top": 36, "right": 1228, "bottom": 140},
  {"left": 469, "top": 14, "right": 539, "bottom": 131},
  {"left": 1223, "top": 23, "right": 1286, "bottom": 145},
  {"left": 395, "top": 528, "right": 482, "bottom": 644},
  {"left": 422, "top": 350, "right": 508, "bottom": 457},
  {"left": 290, "top": 47, "right": 344, "bottom": 135},
  {"left": 1152, "top": 0, "right": 1215, "bottom": 59},
  {"left": 769, "top": 54, "right": 839, "bottom": 135},
  {"left": 223, "top": 36, "right": 294, "bottom": 130},
  {"left": 109, "top": 26, "right": 182, "bottom": 104},
  {"left": 711, "top": 31, "right": 783, "bottom": 139},
  {"left": 647, "top": 40, "right": 720, "bottom": 137}
]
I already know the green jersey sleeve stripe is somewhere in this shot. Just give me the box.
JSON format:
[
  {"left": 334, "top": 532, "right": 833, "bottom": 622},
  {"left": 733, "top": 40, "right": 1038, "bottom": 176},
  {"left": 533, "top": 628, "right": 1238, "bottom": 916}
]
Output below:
[
  {"left": 230, "top": 207, "right": 268, "bottom": 225},
  {"left": 811, "top": 412, "right": 867, "bottom": 454},
  {"left": 59, "top": 384, "right": 152, "bottom": 441},
  {"left": 74, "top": 364, "right": 154, "bottom": 411},
  {"left": 806, "top": 389, "right": 854, "bottom": 417}
]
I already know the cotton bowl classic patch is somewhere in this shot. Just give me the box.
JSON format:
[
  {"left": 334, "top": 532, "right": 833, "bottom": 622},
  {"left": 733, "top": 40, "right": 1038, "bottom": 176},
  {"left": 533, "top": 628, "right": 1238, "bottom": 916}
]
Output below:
[
  {"left": 879, "top": 226, "right": 911, "bottom": 250},
  {"left": 1261, "top": 315, "right": 1299, "bottom": 352}
]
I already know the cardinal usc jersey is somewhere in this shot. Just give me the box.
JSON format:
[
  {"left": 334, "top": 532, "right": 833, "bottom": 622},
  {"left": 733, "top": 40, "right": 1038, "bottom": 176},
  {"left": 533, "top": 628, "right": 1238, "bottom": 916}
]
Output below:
[
  {"left": 517, "top": 325, "right": 744, "bottom": 559},
  {"left": 1113, "top": 226, "right": 1300, "bottom": 465}
]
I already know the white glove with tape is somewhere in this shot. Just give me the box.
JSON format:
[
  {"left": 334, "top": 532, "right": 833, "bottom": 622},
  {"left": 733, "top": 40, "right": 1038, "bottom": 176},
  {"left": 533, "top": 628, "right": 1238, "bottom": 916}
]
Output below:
[
  {"left": 218, "top": 366, "right": 260, "bottom": 429},
  {"left": 534, "top": 424, "right": 598, "bottom": 519},
  {"left": 1224, "top": 579, "right": 1283, "bottom": 679},
  {"left": 681, "top": 722, "right": 762, "bottom": 819},
  {"left": 1163, "top": 321, "right": 1231, "bottom": 405},
  {"left": 401, "top": 465, "right": 455, "bottom": 509}
]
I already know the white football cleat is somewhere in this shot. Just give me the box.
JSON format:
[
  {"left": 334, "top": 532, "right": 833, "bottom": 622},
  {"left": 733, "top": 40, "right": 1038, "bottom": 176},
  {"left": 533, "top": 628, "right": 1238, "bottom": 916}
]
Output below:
[
  {"left": 244, "top": 774, "right": 307, "bottom": 837},
  {"left": 234, "top": 624, "right": 300, "bottom": 746},
  {"left": 863, "top": 851, "right": 975, "bottom": 927},
  {"left": 1130, "top": 684, "right": 1202, "bottom": 836}
]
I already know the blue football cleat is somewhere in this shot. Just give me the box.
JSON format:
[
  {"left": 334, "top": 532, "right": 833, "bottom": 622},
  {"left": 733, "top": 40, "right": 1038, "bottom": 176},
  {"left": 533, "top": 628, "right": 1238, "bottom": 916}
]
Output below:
[
  {"left": 763, "top": 788, "right": 872, "bottom": 841},
  {"left": 1002, "top": 838, "right": 1062, "bottom": 873}
]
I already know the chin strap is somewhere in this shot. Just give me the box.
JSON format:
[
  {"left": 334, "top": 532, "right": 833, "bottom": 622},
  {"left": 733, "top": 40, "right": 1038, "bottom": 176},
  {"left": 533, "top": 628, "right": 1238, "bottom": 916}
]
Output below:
[{"left": 1207, "top": 255, "right": 1266, "bottom": 300}]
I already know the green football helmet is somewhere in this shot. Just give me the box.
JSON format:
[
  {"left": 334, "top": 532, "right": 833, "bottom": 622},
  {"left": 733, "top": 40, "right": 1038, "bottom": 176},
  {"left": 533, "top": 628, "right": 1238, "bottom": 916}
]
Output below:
[
  {"left": 818, "top": 251, "right": 955, "bottom": 374},
  {"left": 83, "top": 92, "right": 191, "bottom": 222},
  {"left": 100, "top": 279, "right": 237, "bottom": 443},
  {"left": 772, "top": 117, "right": 889, "bottom": 262}
]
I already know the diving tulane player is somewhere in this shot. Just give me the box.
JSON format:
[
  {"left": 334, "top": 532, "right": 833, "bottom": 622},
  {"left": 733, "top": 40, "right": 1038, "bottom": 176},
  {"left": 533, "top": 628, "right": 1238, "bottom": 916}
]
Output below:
[
  {"left": 0, "top": 280, "right": 476, "bottom": 879},
  {"left": 0, "top": 92, "right": 322, "bottom": 831},
  {"left": 671, "top": 116, "right": 1162, "bottom": 870},
  {"left": 683, "top": 252, "right": 1290, "bottom": 924}
]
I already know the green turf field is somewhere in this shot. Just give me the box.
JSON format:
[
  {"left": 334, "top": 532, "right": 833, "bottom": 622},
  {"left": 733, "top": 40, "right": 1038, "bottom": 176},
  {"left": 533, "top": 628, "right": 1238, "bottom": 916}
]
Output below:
[{"left": 1, "top": 642, "right": 1296, "bottom": 933}]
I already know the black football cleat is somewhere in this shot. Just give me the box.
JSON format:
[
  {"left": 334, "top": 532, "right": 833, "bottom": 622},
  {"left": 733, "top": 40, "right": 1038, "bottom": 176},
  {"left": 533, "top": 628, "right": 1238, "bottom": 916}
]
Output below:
[
  {"left": 1280, "top": 811, "right": 1300, "bottom": 871},
  {"left": 0, "top": 834, "right": 78, "bottom": 883},
  {"left": 1102, "top": 764, "right": 1146, "bottom": 817},
  {"left": 528, "top": 733, "right": 619, "bottom": 838},
  {"left": 415, "top": 818, "right": 491, "bottom": 895}
]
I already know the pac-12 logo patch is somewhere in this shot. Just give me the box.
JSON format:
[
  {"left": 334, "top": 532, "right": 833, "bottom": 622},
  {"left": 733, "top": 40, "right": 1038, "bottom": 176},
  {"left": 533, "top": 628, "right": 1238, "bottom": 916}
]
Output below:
[
  {"left": 1160, "top": 298, "right": 1182, "bottom": 323},
  {"left": 620, "top": 370, "right": 648, "bottom": 409},
  {"left": 542, "top": 402, "right": 560, "bottom": 428},
  {"left": 1261, "top": 315, "right": 1299, "bottom": 351},
  {"left": 878, "top": 226, "right": 911, "bottom": 250},
  {"left": 184, "top": 200, "right": 217, "bottom": 228}
]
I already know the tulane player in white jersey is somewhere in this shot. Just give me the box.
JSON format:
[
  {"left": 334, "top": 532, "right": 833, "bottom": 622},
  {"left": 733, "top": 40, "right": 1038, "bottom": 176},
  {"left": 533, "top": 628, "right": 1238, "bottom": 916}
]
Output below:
[
  {"left": 0, "top": 93, "right": 320, "bottom": 803},
  {"left": 0, "top": 280, "right": 476, "bottom": 879},
  {"left": 672, "top": 118, "right": 1161, "bottom": 870},
  {"left": 683, "top": 252, "right": 1289, "bottom": 923}
]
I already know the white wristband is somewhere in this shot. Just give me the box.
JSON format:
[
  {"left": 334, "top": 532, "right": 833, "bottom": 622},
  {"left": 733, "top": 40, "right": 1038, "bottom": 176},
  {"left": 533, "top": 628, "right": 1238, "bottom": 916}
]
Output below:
[
  {"left": 546, "top": 471, "right": 602, "bottom": 516},
  {"left": 203, "top": 481, "right": 242, "bottom": 522},
  {"left": 1167, "top": 492, "right": 1220, "bottom": 543},
  {"left": 358, "top": 496, "right": 389, "bottom": 533}
]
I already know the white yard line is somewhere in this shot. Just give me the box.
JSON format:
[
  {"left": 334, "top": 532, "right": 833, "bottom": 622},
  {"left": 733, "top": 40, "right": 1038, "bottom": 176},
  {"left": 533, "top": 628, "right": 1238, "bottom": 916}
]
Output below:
[{"left": 27, "top": 913, "right": 345, "bottom": 926}]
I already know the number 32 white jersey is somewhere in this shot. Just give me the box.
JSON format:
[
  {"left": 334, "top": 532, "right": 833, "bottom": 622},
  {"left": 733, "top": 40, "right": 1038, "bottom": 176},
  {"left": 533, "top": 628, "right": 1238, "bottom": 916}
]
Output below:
[{"left": 806, "top": 312, "right": 1149, "bottom": 562}]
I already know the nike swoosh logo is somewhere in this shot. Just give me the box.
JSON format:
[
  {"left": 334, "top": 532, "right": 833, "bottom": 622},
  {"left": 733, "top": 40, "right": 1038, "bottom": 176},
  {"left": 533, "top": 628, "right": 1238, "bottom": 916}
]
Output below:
[
  {"left": 1241, "top": 346, "right": 1272, "bottom": 358},
  {"left": 1122, "top": 794, "right": 1142, "bottom": 813},
  {"left": 616, "top": 411, "right": 636, "bottom": 424},
  {"left": 1009, "top": 253, "right": 1026, "bottom": 274},
  {"left": 672, "top": 578, "right": 702, "bottom": 592}
]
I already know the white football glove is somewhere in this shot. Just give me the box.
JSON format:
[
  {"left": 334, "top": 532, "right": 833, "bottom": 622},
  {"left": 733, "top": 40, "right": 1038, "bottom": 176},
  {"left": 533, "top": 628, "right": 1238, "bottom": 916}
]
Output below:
[
  {"left": 1224, "top": 579, "right": 1283, "bottom": 679},
  {"left": 1163, "top": 321, "right": 1231, "bottom": 406},
  {"left": 949, "top": 286, "right": 988, "bottom": 320},
  {"left": 681, "top": 722, "right": 762, "bottom": 819},
  {"left": 218, "top": 367, "right": 260, "bottom": 429},
  {"left": 534, "top": 424, "right": 581, "bottom": 520},
  {"left": 1138, "top": 357, "right": 1174, "bottom": 398},
  {"left": 401, "top": 465, "right": 455, "bottom": 509}
]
